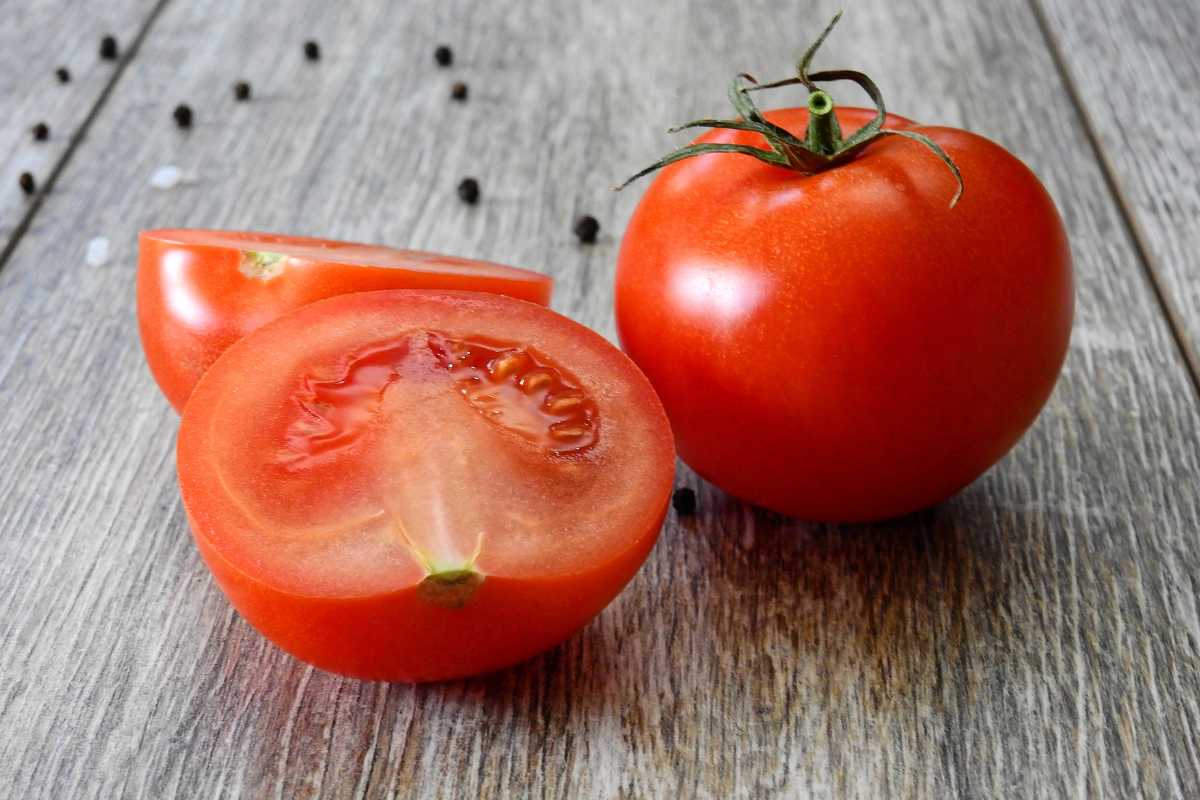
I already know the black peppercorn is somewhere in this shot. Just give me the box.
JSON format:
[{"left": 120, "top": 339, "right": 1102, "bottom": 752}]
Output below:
[
  {"left": 672, "top": 487, "right": 697, "bottom": 515},
  {"left": 173, "top": 104, "right": 193, "bottom": 128},
  {"left": 18, "top": 172, "right": 36, "bottom": 195},
  {"left": 233, "top": 81, "right": 251, "bottom": 101},
  {"left": 450, "top": 81, "right": 468, "bottom": 101},
  {"left": 55, "top": 66, "right": 71, "bottom": 83},
  {"left": 32, "top": 122, "right": 49, "bottom": 142},
  {"left": 573, "top": 215, "right": 600, "bottom": 244},
  {"left": 434, "top": 45, "right": 453, "bottom": 67},
  {"left": 457, "top": 177, "right": 480, "bottom": 204},
  {"left": 99, "top": 35, "right": 118, "bottom": 61},
  {"left": 304, "top": 40, "right": 320, "bottom": 61}
]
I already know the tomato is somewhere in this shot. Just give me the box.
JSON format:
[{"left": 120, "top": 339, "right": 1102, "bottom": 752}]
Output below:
[
  {"left": 138, "top": 229, "right": 553, "bottom": 411},
  {"left": 176, "top": 289, "right": 674, "bottom": 681},
  {"left": 615, "top": 102, "right": 1073, "bottom": 522}
]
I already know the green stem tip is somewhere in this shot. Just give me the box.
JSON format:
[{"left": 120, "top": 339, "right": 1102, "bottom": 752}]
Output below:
[{"left": 615, "top": 11, "right": 964, "bottom": 208}]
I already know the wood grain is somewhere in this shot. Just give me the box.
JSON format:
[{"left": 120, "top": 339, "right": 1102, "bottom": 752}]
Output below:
[
  {"left": 0, "top": 0, "right": 162, "bottom": 257},
  {"left": 1, "top": 0, "right": 1198, "bottom": 797},
  {"left": 1037, "top": 0, "right": 1200, "bottom": 383}
]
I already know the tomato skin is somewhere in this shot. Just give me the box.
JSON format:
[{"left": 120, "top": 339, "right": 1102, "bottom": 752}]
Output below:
[
  {"left": 177, "top": 289, "right": 675, "bottom": 682},
  {"left": 137, "top": 230, "right": 553, "bottom": 411},
  {"left": 190, "top": 506, "right": 664, "bottom": 681},
  {"left": 615, "top": 107, "right": 1073, "bottom": 522}
]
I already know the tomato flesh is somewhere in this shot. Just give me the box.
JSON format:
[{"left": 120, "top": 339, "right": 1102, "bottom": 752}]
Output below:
[
  {"left": 138, "top": 229, "right": 554, "bottom": 411},
  {"left": 177, "top": 290, "right": 674, "bottom": 681}
]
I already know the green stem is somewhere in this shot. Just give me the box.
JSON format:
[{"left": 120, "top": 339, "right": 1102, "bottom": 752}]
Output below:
[
  {"left": 804, "top": 90, "right": 841, "bottom": 155},
  {"left": 616, "top": 11, "right": 965, "bottom": 208}
]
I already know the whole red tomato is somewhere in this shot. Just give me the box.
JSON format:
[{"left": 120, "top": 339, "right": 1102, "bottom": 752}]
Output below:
[{"left": 615, "top": 25, "right": 1072, "bottom": 522}]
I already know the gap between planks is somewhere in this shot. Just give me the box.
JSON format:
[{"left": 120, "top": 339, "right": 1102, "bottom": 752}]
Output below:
[
  {"left": 1028, "top": 0, "right": 1200, "bottom": 402},
  {"left": 0, "top": 0, "right": 173, "bottom": 277}
]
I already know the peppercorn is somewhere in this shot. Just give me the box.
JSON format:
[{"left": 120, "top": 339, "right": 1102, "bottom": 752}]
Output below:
[
  {"left": 672, "top": 487, "right": 697, "bottom": 515},
  {"left": 173, "top": 104, "right": 193, "bottom": 128},
  {"left": 32, "top": 122, "right": 49, "bottom": 142},
  {"left": 304, "top": 40, "right": 320, "bottom": 61},
  {"left": 18, "top": 172, "right": 36, "bottom": 195},
  {"left": 233, "top": 81, "right": 251, "bottom": 101},
  {"left": 434, "top": 45, "right": 453, "bottom": 67},
  {"left": 573, "top": 215, "right": 600, "bottom": 244},
  {"left": 99, "top": 35, "right": 118, "bottom": 61},
  {"left": 55, "top": 66, "right": 71, "bottom": 83},
  {"left": 457, "top": 177, "right": 480, "bottom": 204},
  {"left": 450, "top": 81, "right": 468, "bottom": 101}
]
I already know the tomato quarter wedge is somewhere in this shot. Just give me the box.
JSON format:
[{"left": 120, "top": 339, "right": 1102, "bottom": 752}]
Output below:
[
  {"left": 138, "top": 229, "right": 554, "bottom": 411},
  {"left": 177, "top": 290, "right": 674, "bottom": 682}
]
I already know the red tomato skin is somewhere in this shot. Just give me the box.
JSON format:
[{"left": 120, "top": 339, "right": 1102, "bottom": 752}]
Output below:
[
  {"left": 137, "top": 231, "right": 553, "bottom": 412},
  {"left": 615, "top": 107, "right": 1073, "bottom": 522},
  {"left": 189, "top": 505, "right": 664, "bottom": 682}
]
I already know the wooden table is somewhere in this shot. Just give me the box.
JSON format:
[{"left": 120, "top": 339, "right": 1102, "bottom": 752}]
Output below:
[{"left": 1, "top": 1, "right": 1197, "bottom": 797}]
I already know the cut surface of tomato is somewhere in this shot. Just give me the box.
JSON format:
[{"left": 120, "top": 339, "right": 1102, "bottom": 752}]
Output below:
[
  {"left": 177, "top": 290, "right": 674, "bottom": 681},
  {"left": 138, "top": 229, "right": 553, "bottom": 411}
]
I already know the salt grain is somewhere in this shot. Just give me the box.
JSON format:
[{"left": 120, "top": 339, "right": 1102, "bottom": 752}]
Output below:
[
  {"left": 86, "top": 237, "right": 111, "bottom": 267},
  {"left": 150, "top": 165, "right": 183, "bottom": 189}
]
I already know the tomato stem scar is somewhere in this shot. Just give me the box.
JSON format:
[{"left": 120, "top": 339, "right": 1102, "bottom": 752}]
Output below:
[
  {"left": 615, "top": 10, "right": 964, "bottom": 207},
  {"left": 239, "top": 250, "right": 286, "bottom": 280}
]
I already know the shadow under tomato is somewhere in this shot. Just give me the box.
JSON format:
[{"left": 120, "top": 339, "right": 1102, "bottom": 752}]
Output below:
[{"left": 660, "top": 474, "right": 1025, "bottom": 716}]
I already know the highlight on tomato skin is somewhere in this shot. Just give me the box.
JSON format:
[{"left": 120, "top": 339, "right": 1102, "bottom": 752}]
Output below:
[
  {"left": 176, "top": 289, "right": 675, "bottom": 682},
  {"left": 137, "top": 229, "right": 554, "bottom": 412}
]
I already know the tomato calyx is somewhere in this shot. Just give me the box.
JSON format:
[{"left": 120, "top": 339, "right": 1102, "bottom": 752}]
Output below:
[{"left": 616, "top": 11, "right": 964, "bottom": 207}]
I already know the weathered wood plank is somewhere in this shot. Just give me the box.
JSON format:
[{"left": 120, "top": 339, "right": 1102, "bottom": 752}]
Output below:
[
  {"left": 1036, "top": 0, "right": 1200, "bottom": 381},
  {"left": 0, "top": 1, "right": 1198, "bottom": 798},
  {"left": 0, "top": 0, "right": 161, "bottom": 256}
]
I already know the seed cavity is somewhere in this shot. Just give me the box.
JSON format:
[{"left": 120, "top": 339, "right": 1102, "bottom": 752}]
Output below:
[
  {"left": 278, "top": 338, "right": 414, "bottom": 468},
  {"left": 240, "top": 250, "right": 286, "bottom": 280},
  {"left": 277, "top": 331, "right": 598, "bottom": 470},
  {"left": 429, "top": 332, "right": 599, "bottom": 453}
]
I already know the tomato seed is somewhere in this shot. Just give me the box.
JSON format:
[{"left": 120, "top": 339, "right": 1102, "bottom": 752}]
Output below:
[
  {"left": 55, "top": 66, "right": 71, "bottom": 83},
  {"left": 519, "top": 370, "right": 554, "bottom": 394},
  {"left": 173, "top": 104, "right": 193, "bottom": 128},
  {"left": 32, "top": 122, "right": 49, "bottom": 142},
  {"left": 545, "top": 393, "right": 584, "bottom": 414},
  {"left": 488, "top": 351, "right": 528, "bottom": 380},
  {"left": 99, "top": 35, "right": 118, "bottom": 61},
  {"left": 457, "top": 177, "right": 480, "bottom": 204},
  {"left": 451, "top": 81, "right": 468, "bottom": 101},
  {"left": 434, "top": 45, "right": 453, "bottom": 67},
  {"left": 672, "top": 487, "right": 697, "bottom": 515},
  {"left": 304, "top": 40, "right": 321, "bottom": 61},
  {"left": 573, "top": 215, "right": 600, "bottom": 244},
  {"left": 233, "top": 81, "right": 251, "bottom": 101},
  {"left": 549, "top": 422, "right": 590, "bottom": 441}
]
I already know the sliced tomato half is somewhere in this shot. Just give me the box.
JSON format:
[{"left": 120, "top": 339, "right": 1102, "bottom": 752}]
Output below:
[
  {"left": 138, "top": 229, "right": 554, "bottom": 411},
  {"left": 177, "top": 290, "right": 674, "bottom": 681}
]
